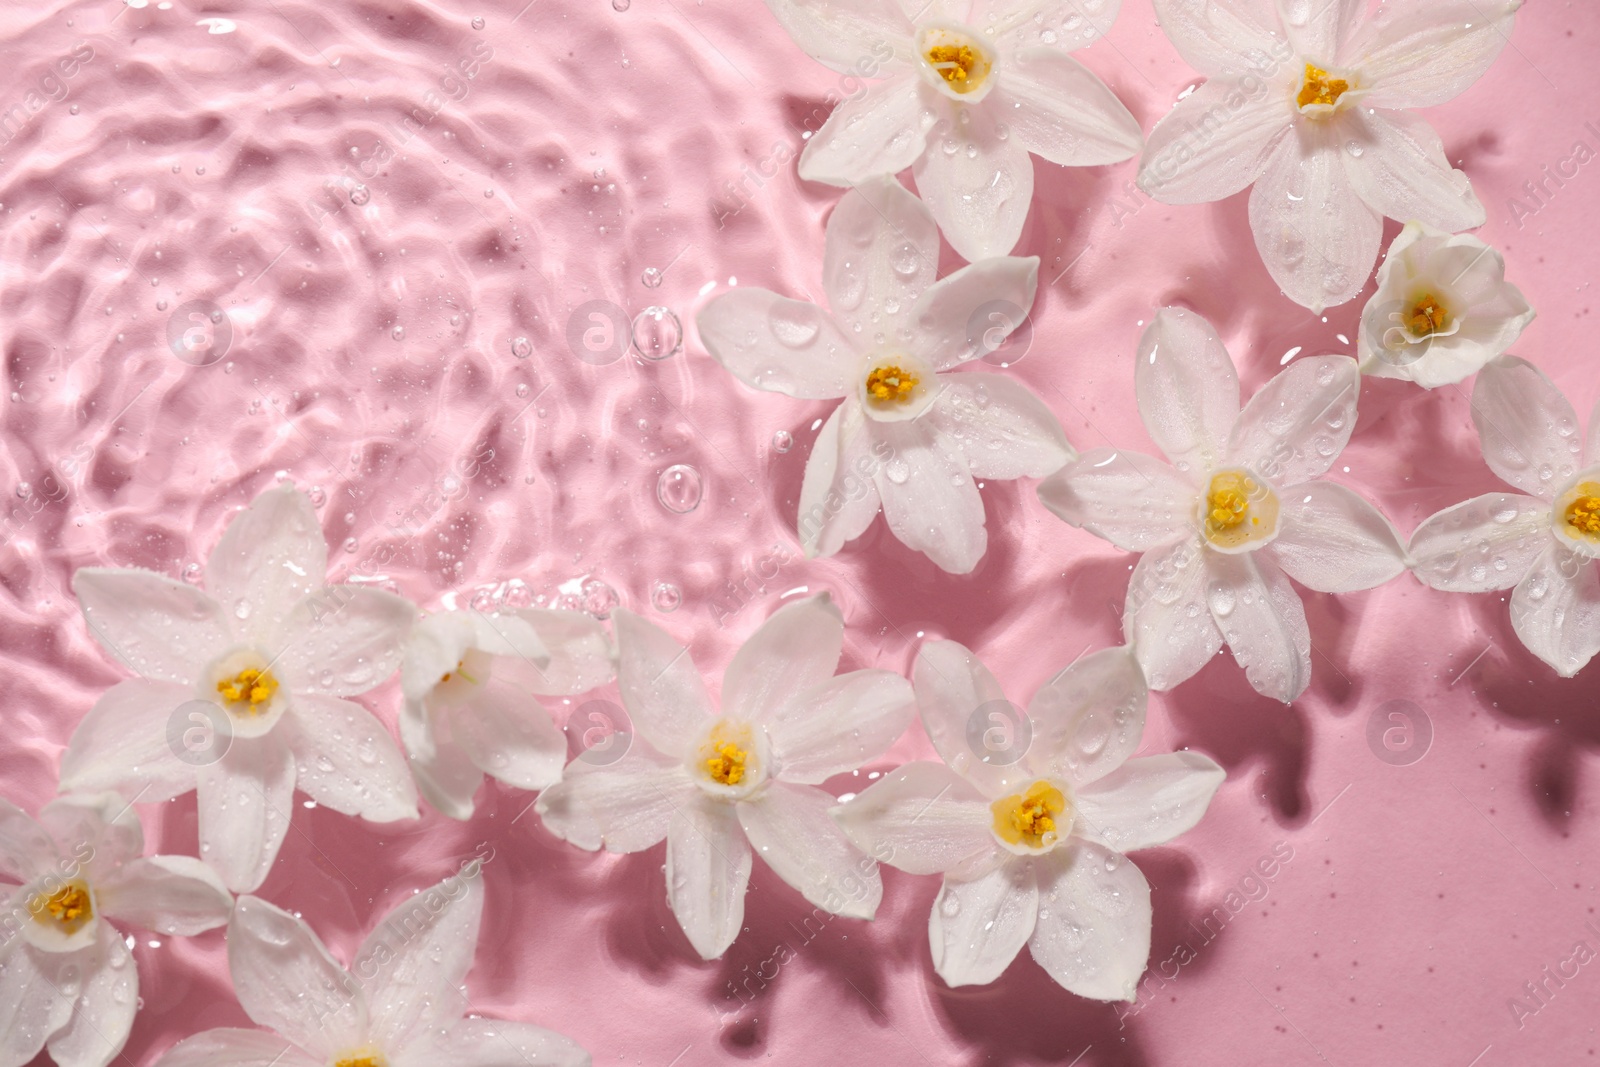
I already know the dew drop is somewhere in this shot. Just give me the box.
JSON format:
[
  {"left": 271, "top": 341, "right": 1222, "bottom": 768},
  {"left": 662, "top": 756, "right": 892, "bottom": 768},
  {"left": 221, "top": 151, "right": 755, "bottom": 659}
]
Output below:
[
  {"left": 641, "top": 267, "right": 663, "bottom": 288},
  {"left": 511, "top": 336, "right": 533, "bottom": 358},
  {"left": 349, "top": 184, "right": 370, "bottom": 205},
  {"left": 772, "top": 430, "right": 793, "bottom": 454},
  {"left": 651, "top": 581, "right": 683, "bottom": 613},
  {"left": 471, "top": 15, "right": 485, "bottom": 29},
  {"left": 631, "top": 306, "right": 682, "bottom": 361}
]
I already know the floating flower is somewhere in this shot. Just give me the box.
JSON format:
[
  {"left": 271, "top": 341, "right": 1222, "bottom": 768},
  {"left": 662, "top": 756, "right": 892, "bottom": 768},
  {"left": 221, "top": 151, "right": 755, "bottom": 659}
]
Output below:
[
  {"left": 0, "top": 792, "right": 233, "bottom": 1067},
  {"left": 765, "top": 0, "right": 1144, "bottom": 260},
  {"left": 1410, "top": 356, "right": 1600, "bottom": 676},
  {"left": 60, "top": 484, "right": 419, "bottom": 893},
  {"left": 400, "top": 608, "right": 615, "bottom": 819},
  {"left": 1037, "top": 307, "right": 1409, "bottom": 702},
  {"left": 1138, "top": 0, "right": 1520, "bottom": 312},
  {"left": 833, "top": 642, "right": 1224, "bottom": 997},
  {"left": 150, "top": 865, "right": 589, "bottom": 1067},
  {"left": 536, "top": 594, "right": 915, "bottom": 958},
  {"left": 697, "top": 176, "right": 1074, "bottom": 574},
  {"left": 1358, "top": 222, "right": 1534, "bottom": 388}
]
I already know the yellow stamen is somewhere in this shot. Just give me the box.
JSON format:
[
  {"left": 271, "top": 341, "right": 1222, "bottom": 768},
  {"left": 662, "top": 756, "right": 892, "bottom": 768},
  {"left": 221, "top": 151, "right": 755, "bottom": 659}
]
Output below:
[
  {"left": 1565, "top": 485, "right": 1600, "bottom": 540},
  {"left": 333, "top": 1053, "right": 387, "bottom": 1067},
  {"left": 1206, "top": 471, "right": 1259, "bottom": 532},
  {"left": 216, "top": 666, "right": 278, "bottom": 714},
  {"left": 705, "top": 741, "right": 747, "bottom": 786},
  {"left": 1405, "top": 293, "right": 1451, "bottom": 336},
  {"left": 926, "top": 43, "right": 979, "bottom": 89},
  {"left": 991, "top": 781, "right": 1067, "bottom": 850},
  {"left": 1296, "top": 63, "right": 1349, "bottom": 109},
  {"left": 30, "top": 881, "right": 93, "bottom": 933},
  {"left": 865, "top": 364, "right": 919, "bottom": 403}
]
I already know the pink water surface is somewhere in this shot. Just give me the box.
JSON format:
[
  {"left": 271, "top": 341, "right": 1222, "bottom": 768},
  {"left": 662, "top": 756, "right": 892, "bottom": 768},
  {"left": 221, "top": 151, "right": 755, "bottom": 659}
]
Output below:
[{"left": 1, "top": 0, "right": 1598, "bottom": 1064}]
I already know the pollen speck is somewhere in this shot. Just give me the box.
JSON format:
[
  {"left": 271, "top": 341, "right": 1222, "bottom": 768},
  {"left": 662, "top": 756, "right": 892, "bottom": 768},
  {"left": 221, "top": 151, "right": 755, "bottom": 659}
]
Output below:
[
  {"left": 706, "top": 741, "right": 747, "bottom": 786},
  {"left": 216, "top": 666, "right": 278, "bottom": 715}
]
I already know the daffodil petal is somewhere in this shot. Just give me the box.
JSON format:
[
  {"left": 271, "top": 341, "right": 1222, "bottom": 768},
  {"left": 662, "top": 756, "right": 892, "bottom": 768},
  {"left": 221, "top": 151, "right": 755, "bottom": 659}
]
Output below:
[
  {"left": 144, "top": 1029, "right": 315, "bottom": 1067},
  {"left": 1124, "top": 538, "right": 1222, "bottom": 692},
  {"left": 448, "top": 687, "right": 567, "bottom": 793},
  {"left": 723, "top": 594, "right": 844, "bottom": 723},
  {"left": 912, "top": 104, "right": 1035, "bottom": 262},
  {"left": 1074, "top": 752, "right": 1226, "bottom": 852},
  {"left": 738, "top": 782, "right": 881, "bottom": 918},
  {"left": 38, "top": 793, "right": 145, "bottom": 874},
  {"left": 1226, "top": 355, "right": 1359, "bottom": 487},
  {"left": 667, "top": 797, "right": 751, "bottom": 960},
  {"left": 45, "top": 925, "right": 137, "bottom": 1067},
  {"left": 358, "top": 868, "right": 484, "bottom": 1055},
  {"left": 1342, "top": 109, "right": 1485, "bottom": 233},
  {"left": 931, "top": 373, "right": 1074, "bottom": 479},
  {"left": 909, "top": 257, "right": 1039, "bottom": 372},
  {"left": 1025, "top": 646, "right": 1147, "bottom": 789},
  {"left": 1206, "top": 550, "right": 1312, "bottom": 703},
  {"left": 535, "top": 749, "right": 690, "bottom": 854},
  {"left": 697, "top": 289, "right": 860, "bottom": 399},
  {"left": 1138, "top": 75, "right": 1293, "bottom": 205},
  {"left": 71, "top": 568, "right": 231, "bottom": 685},
  {"left": 0, "top": 939, "right": 70, "bottom": 1067},
  {"left": 798, "top": 76, "right": 934, "bottom": 185},
  {"left": 1351, "top": 0, "right": 1522, "bottom": 110},
  {"left": 929, "top": 860, "right": 1037, "bottom": 986},
  {"left": 514, "top": 609, "right": 614, "bottom": 695},
  {"left": 875, "top": 420, "right": 988, "bottom": 574},
  {"left": 204, "top": 484, "right": 328, "bottom": 646},
  {"left": 405, "top": 727, "right": 484, "bottom": 822},
  {"left": 613, "top": 609, "right": 713, "bottom": 758},
  {"left": 275, "top": 587, "right": 414, "bottom": 697},
  {"left": 227, "top": 895, "right": 364, "bottom": 1058},
  {"left": 994, "top": 48, "right": 1142, "bottom": 166},
  {"left": 1471, "top": 356, "right": 1584, "bottom": 500},
  {"left": 0, "top": 799, "right": 53, "bottom": 884},
  {"left": 1028, "top": 838, "right": 1152, "bottom": 1001},
  {"left": 1037, "top": 448, "right": 1196, "bottom": 552},
  {"left": 286, "top": 695, "right": 418, "bottom": 822},
  {"left": 1510, "top": 546, "right": 1600, "bottom": 679},
  {"left": 1134, "top": 307, "right": 1239, "bottom": 475},
  {"left": 59, "top": 679, "right": 197, "bottom": 805},
  {"left": 831, "top": 761, "right": 994, "bottom": 876},
  {"left": 1277, "top": 0, "right": 1363, "bottom": 61},
  {"left": 823, "top": 176, "right": 939, "bottom": 336},
  {"left": 1248, "top": 125, "right": 1382, "bottom": 313},
  {"left": 796, "top": 401, "right": 885, "bottom": 560},
  {"left": 94, "top": 855, "right": 232, "bottom": 936},
  {"left": 1149, "top": 0, "right": 1287, "bottom": 78},
  {"left": 197, "top": 733, "right": 295, "bottom": 894},
  {"left": 911, "top": 639, "right": 1022, "bottom": 797},
  {"left": 759, "top": 0, "right": 915, "bottom": 75},
  {"left": 767, "top": 669, "right": 915, "bottom": 784},
  {"left": 407, "top": 1018, "right": 591, "bottom": 1067},
  {"left": 1409, "top": 493, "right": 1551, "bottom": 592},
  {"left": 1264, "top": 481, "right": 1409, "bottom": 593}
]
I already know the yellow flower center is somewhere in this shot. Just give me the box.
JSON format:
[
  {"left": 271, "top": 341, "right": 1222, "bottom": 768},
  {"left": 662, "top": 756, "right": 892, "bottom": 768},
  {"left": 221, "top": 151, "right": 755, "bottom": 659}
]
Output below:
[
  {"left": 216, "top": 666, "right": 278, "bottom": 715},
  {"left": 992, "top": 781, "right": 1068, "bottom": 851},
  {"left": 1206, "top": 471, "right": 1258, "bottom": 531},
  {"left": 865, "top": 364, "right": 919, "bottom": 403},
  {"left": 30, "top": 881, "right": 93, "bottom": 933},
  {"left": 705, "top": 741, "right": 747, "bottom": 786},
  {"left": 1405, "top": 293, "right": 1451, "bottom": 337},
  {"left": 333, "top": 1051, "right": 388, "bottom": 1067},
  {"left": 1296, "top": 63, "right": 1349, "bottom": 110},
  {"left": 1565, "top": 486, "right": 1600, "bottom": 540},
  {"left": 927, "top": 44, "right": 979, "bottom": 88},
  {"left": 439, "top": 660, "right": 476, "bottom": 685}
]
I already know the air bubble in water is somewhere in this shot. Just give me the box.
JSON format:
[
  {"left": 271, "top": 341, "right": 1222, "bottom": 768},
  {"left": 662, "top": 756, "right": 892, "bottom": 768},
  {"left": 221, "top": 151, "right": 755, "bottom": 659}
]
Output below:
[
  {"left": 641, "top": 267, "right": 663, "bottom": 288},
  {"left": 773, "top": 430, "right": 793, "bottom": 453},
  {"left": 651, "top": 581, "right": 682, "bottom": 613},
  {"left": 657, "top": 464, "right": 702, "bottom": 513},
  {"left": 350, "top": 185, "right": 370, "bottom": 205},
  {"left": 631, "top": 306, "right": 682, "bottom": 361},
  {"left": 511, "top": 336, "right": 532, "bottom": 358},
  {"left": 472, "top": 15, "right": 485, "bottom": 28}
]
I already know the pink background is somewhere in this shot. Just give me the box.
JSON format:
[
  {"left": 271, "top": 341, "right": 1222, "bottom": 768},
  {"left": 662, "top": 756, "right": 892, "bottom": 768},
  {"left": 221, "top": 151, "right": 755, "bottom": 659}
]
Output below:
[{"left": 1, "top": 0, "right": 1597, "bottom": 1064}]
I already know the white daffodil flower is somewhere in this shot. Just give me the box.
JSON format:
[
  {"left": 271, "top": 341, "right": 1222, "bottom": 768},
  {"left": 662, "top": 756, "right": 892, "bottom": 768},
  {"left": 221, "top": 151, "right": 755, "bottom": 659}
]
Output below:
[
  {"left": 1358, "top": 221, "right": 1534, "bottom": 388},
  {"left": 400, "top": 608, "right": 615, "bottom": 819},
  {"left": 1037, "top": 307, "right": 1410, "bottom": 702},
  {"left": 834, "top": 642, "right": 1224, "bottom": 998},
  {"left": 765, "top": 0, "right": 1143, "bottom": 260},
  {"left": 0, "top": 792, "right": 233, "bottom": 1067},
  {"left": 536, "top": 594, "right": 915, "bottom": 959},
  {"left": 697, "top": 176, "right": 1074, "bottom": 574},
  {"left": 60, "top": 484, "right": 419, "bottom": 893},
  {"left": 150, "top": 866, "right": 588, "bottom": 1067},
  {"left": 1411, "top": 356, "right": 1600, "bottom": 677},
  {"left": 1139, "top": 0, "right": 1520, "bottom": 312}
]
